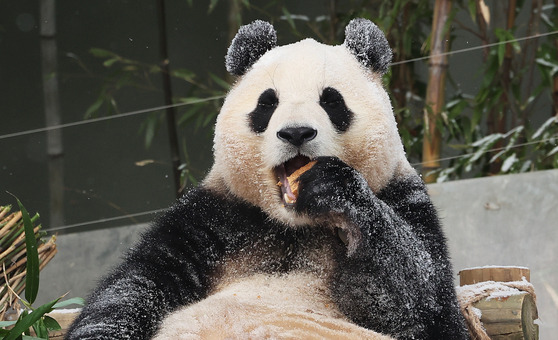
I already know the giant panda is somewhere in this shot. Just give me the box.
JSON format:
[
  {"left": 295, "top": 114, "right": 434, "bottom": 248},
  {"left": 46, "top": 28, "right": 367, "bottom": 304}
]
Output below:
[{"left": 66, "top": 19, "right": 469, "bottom": 340}]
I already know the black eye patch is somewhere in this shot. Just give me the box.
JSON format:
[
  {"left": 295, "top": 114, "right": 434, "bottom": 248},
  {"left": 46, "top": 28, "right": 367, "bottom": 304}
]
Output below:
[
  {"left": 249, "top": 88, "right": 279, "bottom": 133},
  {"left": 319, "top": 87, "right": 353, "bottom": 132}
]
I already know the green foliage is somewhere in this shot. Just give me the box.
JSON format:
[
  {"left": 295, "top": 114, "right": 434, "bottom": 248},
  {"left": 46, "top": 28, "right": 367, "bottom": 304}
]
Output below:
[
  {"left": 428, "top": 1, "right": 558, "bottom": 180},
  {"left": 83, "top": 0, "right": 558, "bottom": 187},
  {"left": 84, "top": 48, "right": 227, "bottom": 189},
  {"left": 1, "top": 198, "right": 84, "bottom": 340},
  {"left": 432, "top": 117, "right": 558, "bottom": 182},
  {"left": 17, "top": 199, "right": 39, "bottom": 306}
]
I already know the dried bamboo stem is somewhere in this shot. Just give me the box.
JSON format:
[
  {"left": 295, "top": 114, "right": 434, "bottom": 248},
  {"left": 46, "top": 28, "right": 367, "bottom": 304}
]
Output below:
[
  {"left": 0, "top": 206, "right": 11, "bottom": 221},
  {"left": 0, "top": 204, "right": 57, "bottom": 320},
  {"left": 0, "top": 212, "right": 22, "bottom": 239}
]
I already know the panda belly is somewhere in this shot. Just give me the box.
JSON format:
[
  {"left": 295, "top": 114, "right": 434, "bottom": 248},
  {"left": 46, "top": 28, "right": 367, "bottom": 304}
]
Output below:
[{"left": 152, "top": 273, "right": 393, "bottom": 340}]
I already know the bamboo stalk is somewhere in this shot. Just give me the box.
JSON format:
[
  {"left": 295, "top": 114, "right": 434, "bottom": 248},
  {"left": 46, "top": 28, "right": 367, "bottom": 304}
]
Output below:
[
  {"left": 0, "top": 206, "right": 11, "bottom": 221},
  {"left": 422, "top": 0, "right": 452, "bottom": 182},
  {"left": 553, "top": 0, "right": 558, "bottom": 117},
  {"left": 2, "top": 238, "right": 57, "bottom": 279},
  {"left": 0, "top": 203, "right": 57, "bottom": 320},
  {"left": 489, "top": 0, "right": 517, "bottom": 175},
  {"left": 0, "top": 212, "right": 22, "bottom": 239},
  {"left": 0, "top": 226, "right": 41, "bottom": 261}
]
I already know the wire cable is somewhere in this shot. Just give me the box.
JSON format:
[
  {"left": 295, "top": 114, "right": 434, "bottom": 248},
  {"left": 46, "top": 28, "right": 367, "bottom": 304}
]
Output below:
[
  {"left": 390, "top": 30, "right": 558, "bottom": 66},
  {"left": 411, "top": 135, "right": 558, "bottom": 167},
  {"left": 4, "top": 29, "right": 558, "bottom": 234},
  {"left": 46, "top": 208, "right": 167, "bottom": 233},
  {"left": 1, "top": 30, "right": 557, "bottom": 141},
  {"left": 0, "top": 95, "right": 225, "bottom": 141},
  {"left": 44, "top": 133, "right": 556, "bottom": 234}
]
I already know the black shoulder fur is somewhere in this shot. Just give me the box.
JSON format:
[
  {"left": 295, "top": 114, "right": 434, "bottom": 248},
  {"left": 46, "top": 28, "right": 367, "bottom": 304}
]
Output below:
[{"left": 67, "top": 157, "right": 468, "bottom": 340}]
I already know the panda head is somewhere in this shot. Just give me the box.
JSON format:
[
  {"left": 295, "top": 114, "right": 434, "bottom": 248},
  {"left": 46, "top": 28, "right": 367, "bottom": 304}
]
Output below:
[{"left": 204, "top": 19, "right": 415, "bottom": 225}]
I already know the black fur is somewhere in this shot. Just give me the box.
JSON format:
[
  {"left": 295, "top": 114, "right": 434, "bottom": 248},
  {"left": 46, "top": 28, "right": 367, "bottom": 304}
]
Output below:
[
  {"left": 65, "top": 187, "right": 341, "bottom": 339},
  {"left": 296, "top": 157, "right": 469, "bottom": 339},
  {"left": 226, "top": 18, "right": 393, "bottom": 76},
  {"left": 67, "top": 157, "right": 468, "bottom": 340},
  {"left": 319, "top": 87, "right": 353, "bottom": 132},
  {"left": 343, "top": 18, "right": 393, "bottom": 74},
  {"left": 249, "top": 88, "right": 279, "bottom": 133},
  {"left": 225, "top": 20, "right": 277, "bottom": 76},
  {"left": 68, "top": 19, "right": 468, "bottom": 340}
]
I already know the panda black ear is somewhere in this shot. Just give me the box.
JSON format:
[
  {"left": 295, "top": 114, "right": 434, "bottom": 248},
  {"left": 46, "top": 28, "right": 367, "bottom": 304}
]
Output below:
[
  {"left": 343, "top": 18, "right": 392, "bottom": 75},
  {"left": 225, "top": 20, "right": 277, "bottom": 76}
]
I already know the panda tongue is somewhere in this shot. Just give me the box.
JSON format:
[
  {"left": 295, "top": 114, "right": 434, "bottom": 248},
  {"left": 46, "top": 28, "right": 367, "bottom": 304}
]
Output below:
[
  {"left": 278, "top": 155, "right": 311, "bottom": 205},
  {"left": 277, "top": 166, "right": 296, "bottom": 204}
]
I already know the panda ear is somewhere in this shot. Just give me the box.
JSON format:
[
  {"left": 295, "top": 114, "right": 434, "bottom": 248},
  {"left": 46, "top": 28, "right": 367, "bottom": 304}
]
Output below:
[
  {"left": 343, "top": 18, "right": 392, "bottom": 75},
  {"left": 225, "top": 20, "right": 277, "bottom": 76}
]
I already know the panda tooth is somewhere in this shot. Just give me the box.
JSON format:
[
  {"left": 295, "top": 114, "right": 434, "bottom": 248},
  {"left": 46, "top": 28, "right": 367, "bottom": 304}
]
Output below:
[{"left": 284, "top": 193, "right": 296, "bottom": 204}]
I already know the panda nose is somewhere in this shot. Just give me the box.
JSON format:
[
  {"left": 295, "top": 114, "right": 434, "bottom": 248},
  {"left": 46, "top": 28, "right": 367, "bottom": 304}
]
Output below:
[{"left": 277, "top": 127, "right": 317, "bottom": 147}]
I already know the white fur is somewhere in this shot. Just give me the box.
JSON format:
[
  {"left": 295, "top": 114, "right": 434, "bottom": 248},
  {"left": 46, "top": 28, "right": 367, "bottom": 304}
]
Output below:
[
  {"left": 173, "top": 37, "right": 415, "bottom": 339},
  {"left": 153, "top": 273, "right": 393, "bottom": 340},
  {"left": 205, "top": 38, "right": 414, "bottom": 226}
]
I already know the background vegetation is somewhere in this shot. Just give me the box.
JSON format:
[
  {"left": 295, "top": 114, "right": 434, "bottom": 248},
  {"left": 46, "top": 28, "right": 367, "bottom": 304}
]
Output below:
[
  {"left": 2, "top": 0, "right": 557, "bottom": 232},
  {"left": 85, "top": 0, "right": 558, "bottom": 193}
]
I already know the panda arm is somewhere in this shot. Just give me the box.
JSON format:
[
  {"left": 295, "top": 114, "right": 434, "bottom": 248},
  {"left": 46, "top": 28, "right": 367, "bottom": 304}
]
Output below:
[
  {"left": 65, "top": 188, "right": 260, "bottom": 340},
  {"left": 296, "top": 156, "right": 468, "bottom": 340}
]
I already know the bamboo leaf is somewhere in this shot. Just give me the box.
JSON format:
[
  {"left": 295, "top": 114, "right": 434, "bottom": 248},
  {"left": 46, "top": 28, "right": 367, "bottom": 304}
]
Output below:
[
  {"left": 52, "top": 297, "right": 85, "bottom": 309},
  {"left": 208, "top": 73, "right": 230, "bottom": 91},
  {"left": 31, "top": 317, "right": 48, "bottom": 339},
  {"left": 501, "top": 153, "right": 518, "bottom": 172},
  {"left": 84, "top": 96, "right": 104, "bottom": 119},
  {"left": 282, "top": 7, "right": 295, "bottom": 30},
  {"left": 208, "top": 0, "right": 219, "bottom": 13},
  {"left": 471, "top": 133, "right": 502, "bottom": 147},
  {"left": 0, "top": 320, "right": 17, "bottom": 328},
  {"left": 15, "top": 198, "right": 39, "bottom": 305},
  {"left": 532, "top": 116, "right": 557, "bottom": 139},
  {"left": 497, "top": 41, "right": 505, "bottom": 66},
  {"left": 103, "top": 58, "right": 119, "bottom": 67},
  {"left": 172, "top": 69, "right": 196, "bottom": 82},
  {"left": 43, "top": 315, "right": 61, "bottom": 331},
  {"left": 547, "top": 145, "right": 558, "bottom": 157},
  {"left": 90, "top": 48, "right": 117, "bottom": 58},
  {"left": 3, "top": 297, "right": 60, "bottom": 340},
  {"left": 467, "top": 0, "right": 477, "bottom": 23}
]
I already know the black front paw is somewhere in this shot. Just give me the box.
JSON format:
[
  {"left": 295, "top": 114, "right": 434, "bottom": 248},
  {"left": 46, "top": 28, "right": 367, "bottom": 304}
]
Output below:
[{"left": 295, "top": 156, "right": 366, "bottom": 216}]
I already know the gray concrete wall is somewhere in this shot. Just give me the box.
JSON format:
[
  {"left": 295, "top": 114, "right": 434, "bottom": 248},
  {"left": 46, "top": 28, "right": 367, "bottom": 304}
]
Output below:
[
  {"left": 38, "top": 169, "right": 558, "bottom": 338},
  {"left": 429, "top": 169, "right": 558, "bottom": 339}
]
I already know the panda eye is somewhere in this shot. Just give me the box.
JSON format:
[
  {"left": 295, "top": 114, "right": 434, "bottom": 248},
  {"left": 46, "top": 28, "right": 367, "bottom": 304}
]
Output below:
[
  {"left": 258, "top": 89, "right": 279, "bottom": 107},
  {"left": 319, "top": 87, "right": 353, "bottom": 132},
  {"left": 320, "top": 89, "right": 343, "bottom": 108},
  {"left": 249, "top": 88, "right": 279, "bottom": 133}
]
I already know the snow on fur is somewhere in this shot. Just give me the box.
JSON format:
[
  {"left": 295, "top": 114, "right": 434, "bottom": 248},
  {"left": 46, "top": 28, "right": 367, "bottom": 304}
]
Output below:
[
  {"left": 225, "top": 20, "right": 277, "bottom": 76},
  {"left": 67, "top": 19, "right": 468, "bottom": 340},
  {"left": 343, "top": 18, "right": 393, "bottom": 74}
]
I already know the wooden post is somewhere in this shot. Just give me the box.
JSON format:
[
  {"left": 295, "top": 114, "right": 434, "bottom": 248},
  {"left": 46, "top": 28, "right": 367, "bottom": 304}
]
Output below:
[
  {"left": 474, "top": 292, "right": 538, "bottom": 340},
  {"left": 460, "top": 266, "right": 530, "bottom": 286},
  {"left": 458, "top": 267, "right": 539, "bottom": 340}
]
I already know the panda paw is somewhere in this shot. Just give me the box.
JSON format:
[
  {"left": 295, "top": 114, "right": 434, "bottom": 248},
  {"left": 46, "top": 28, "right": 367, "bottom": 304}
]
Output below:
[{"left": 295, "top": 156, "right": 370, "bottom": 217}]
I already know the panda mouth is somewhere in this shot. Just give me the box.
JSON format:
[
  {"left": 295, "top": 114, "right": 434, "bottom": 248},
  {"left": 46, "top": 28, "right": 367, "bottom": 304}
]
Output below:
[{"left": 274, "top": 155, "right": 312, "bottom": 206}]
